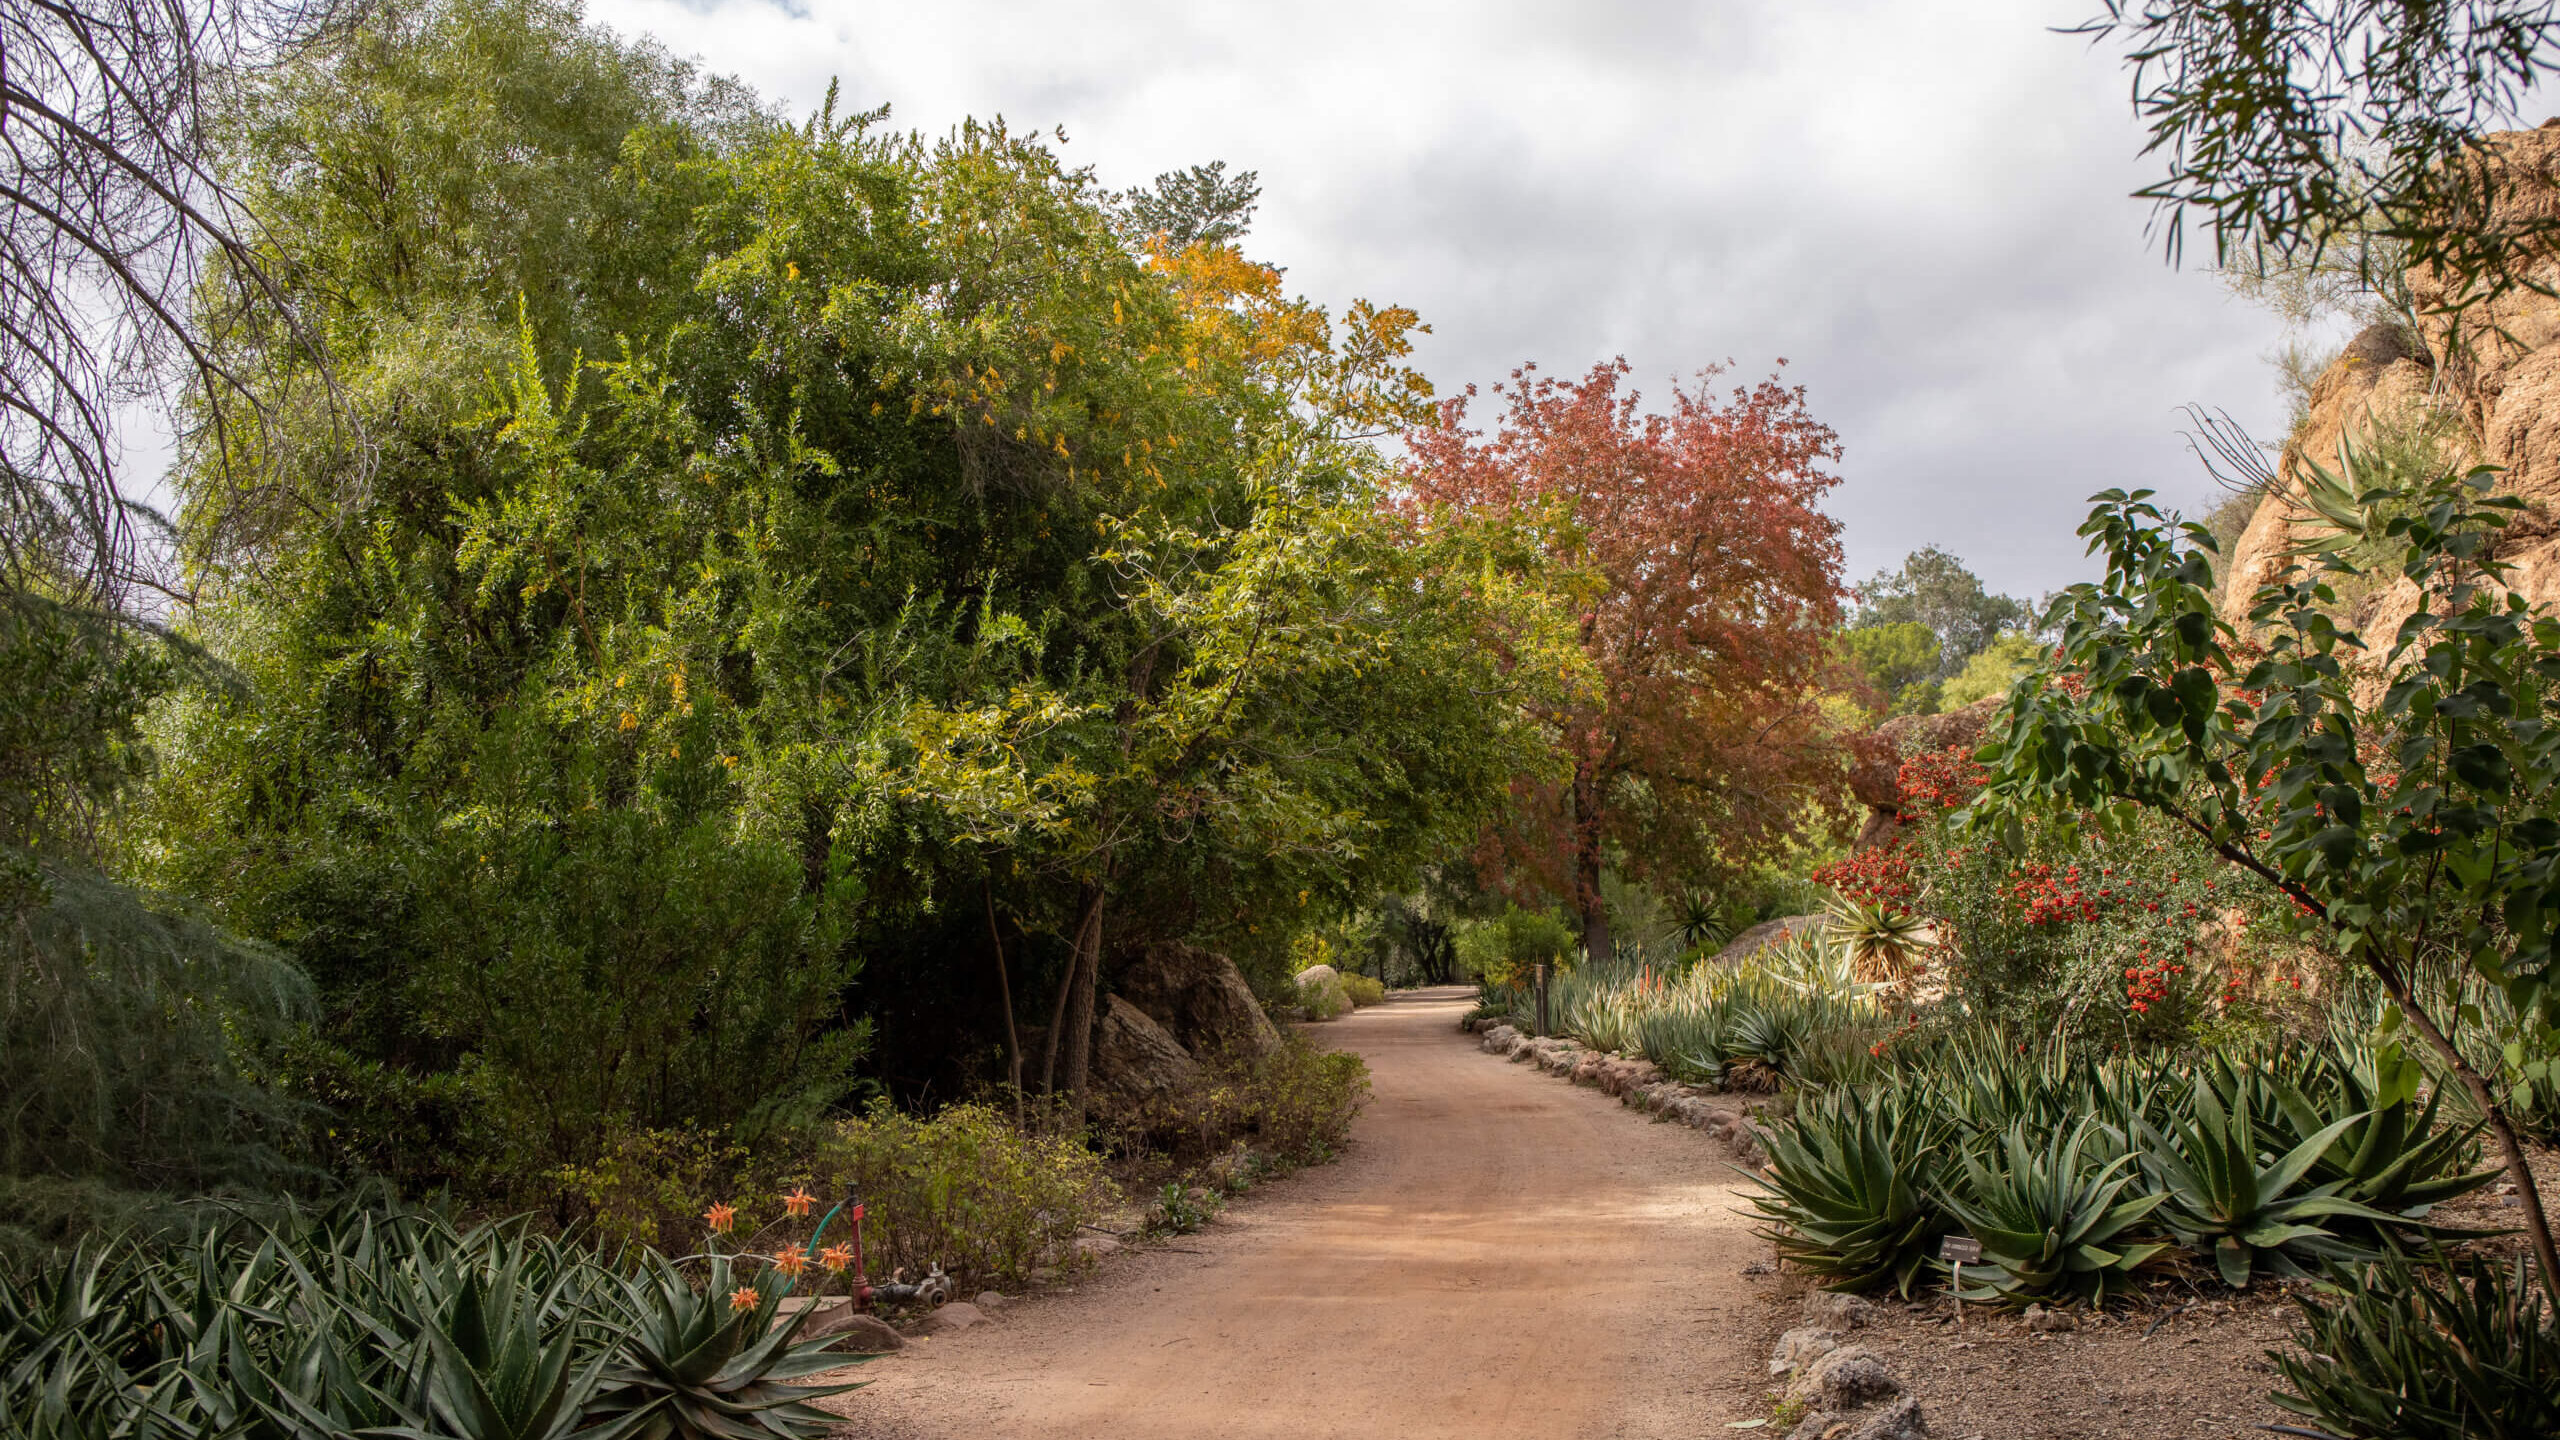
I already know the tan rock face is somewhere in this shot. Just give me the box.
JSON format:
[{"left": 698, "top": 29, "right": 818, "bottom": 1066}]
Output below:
[
  {"left": 2219, "top": 324, "right": 2440, "bottom": 626},
  {"left": 2225, "top": 125, "right": 2560, "bottom": 630}
]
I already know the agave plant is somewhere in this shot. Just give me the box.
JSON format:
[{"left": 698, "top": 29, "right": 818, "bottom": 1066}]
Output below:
[
  {"left": 581, "top": 1252, "right": 863, "bottom": 1439},
  {"left": 2139, "top": 1071, "right": 2413, "bottom": 1288},
  {"left": 2262, "top": 1057, "right": 2501, "bottom": 1226},
  {"left": 1824, "top": 898, "right": 1936, "bottom": 985},
  {"left": 1938, "top": 1119, "right": 2170, "bottom": 1305},
  {"left": 1748, "top": 1087, "right": 1950, "bottom": 1297}
]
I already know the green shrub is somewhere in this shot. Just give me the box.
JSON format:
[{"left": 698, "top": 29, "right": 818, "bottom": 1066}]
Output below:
[
  {"left": 1341, "top": 972, "right": 1387, "bottom": 1008},
  {"left": 817, "top": 1101, "right": 1115, "bottom": 1288},
  {"left": 2272, "top": 1250, "right": 2560, "bottom": 1440},
  {"left": 1748, "top": 1087, "right": 1950, "bottom": 1296},
  {"left": 553, "top": 1127, "right": 772, "bottom": 1255}
]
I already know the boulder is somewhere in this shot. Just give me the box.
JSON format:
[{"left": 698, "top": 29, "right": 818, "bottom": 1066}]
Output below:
[
  {"left": 1794, "top": 1397, "right": 1926, "bottom": 1440},
  {"left": 1788, "top": 1346, "right": 1902, "bottom": 1411},
  {"left": 916, "top": 1301, "right": 984, "bottom": 1335},
  {"left": 973, "top": 1290, "right": 1009, "bottom": 1312},
  {"left": 1800, "top": 1291, "right": 1875, "bottom": 1330},
  {"left": 1847, "top": 696, "right": 2004, "bottom": 850},
  {"left": 1769, "top": 1326, "right": 1842, "bottom": 1376},
  {"left": 1293, "top": 963, "right": 1352, "bottom": 1021},
  {"left": 1710, "top": 914, "right": 1826, "bottom": 967},
  {"left": 1072, "top": 1233, "right": 1121, "bottom": 1260},
  {"left": 1089, "top": 996, "right": 1201, "bottom": 1111},
  {"left": 1116, "top": 942, "right": 1282, "bottom": 1059},
  {"left": 1855, "top": 1397, "right": 1928, "bottom": 1440},
  {"left": 2220, "top": 125, "right": 2560, "bottom": 642},
  {"left": 797, "top": 1302, "right": 905, "bottom": 1352}
]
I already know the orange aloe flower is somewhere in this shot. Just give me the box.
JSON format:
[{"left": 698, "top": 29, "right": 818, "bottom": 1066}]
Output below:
[
  {"left": 820, "top": 1244, "right": 855, "bottom": 1274},
  {"left": 772, "top": 1244, "right": 809, "bottom": 1278},
  {"left": 728, "top": 1286, "right": 761, "bottom": 1313},
  {"left": 783, "top": 1187, "right": 816, "bottom": 1219},
  {"left": 704, "top": 1202, "right": 737, "bottom": 1234}
]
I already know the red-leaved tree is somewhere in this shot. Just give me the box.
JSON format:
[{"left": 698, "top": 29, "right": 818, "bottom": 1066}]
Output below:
[{"left": 1403, "top": 359, "right": 1849, "bottom": 959}]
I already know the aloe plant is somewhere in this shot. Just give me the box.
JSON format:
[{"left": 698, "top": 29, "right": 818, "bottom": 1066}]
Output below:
[
  {"left": 2273, "top": 1248, "right": 2560, "bottom": 1440},
  {"left": 581, "top": 1253, "right": 862, "bottom": 1439},
  {"left": 2139, "top": 1071, "right": 2411, "bottom": 1288},
  {"left": 1938, "top": 1119, "right": 2170, "bottom": 1305},
  {"left": 1748, "top": 1088, "right": 1950, "bottom": 1296}
]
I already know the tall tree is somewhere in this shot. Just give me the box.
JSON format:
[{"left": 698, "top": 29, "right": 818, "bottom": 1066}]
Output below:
[
  {"left": 1404, "top": 360, "right": 1850, "bottom": 961},
  {"left": 1852, "top": 545, "right": 2032, "bottom": 681},
  {"left": 1, "top": 0, "right": 338, "bottom": 600}
]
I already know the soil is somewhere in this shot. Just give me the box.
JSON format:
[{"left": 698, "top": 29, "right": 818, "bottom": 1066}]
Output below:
[
  {"left": 817, "top": 988, "right": 2560, "bottom": 1439},
  {"left": 819, "top": 987, "right": 1775, "bottom": 1438}
]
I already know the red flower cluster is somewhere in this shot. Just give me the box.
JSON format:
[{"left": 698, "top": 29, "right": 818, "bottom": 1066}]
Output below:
[
  {"left": 2003, "top": 861, "right": 2101, "bottom": 926},
  {"left": 1811, "top": 841, "right": 1916, "bottom": 906},
  {"left": 2123, "top": 941, "right": 2186, "bottom": 1014},
  {"left": 1895, "top": 745, "right": 1988, "bottom": 815}
]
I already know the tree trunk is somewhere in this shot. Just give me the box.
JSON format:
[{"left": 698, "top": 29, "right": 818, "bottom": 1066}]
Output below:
[
  {"left": 1038, "top": 886, "right": 1104, "bottom": 1097},
  {"left": 984, "top": 879, "right": 1022, "bottom": 1124},
  {"left": 2369, "top": 952, "right": 2560, "bottom": 1313},
  {"left": 1061, "top": 884, "right": 1105, "bottom": 1113},
  {"left": 1572, "top": 761, "right": 1612, "bottom": 963}
]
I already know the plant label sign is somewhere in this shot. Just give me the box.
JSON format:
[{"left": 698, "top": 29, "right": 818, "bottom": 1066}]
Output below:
[{"left": 1939, "top": 1237, "right": 1981, "bottom": 1265}]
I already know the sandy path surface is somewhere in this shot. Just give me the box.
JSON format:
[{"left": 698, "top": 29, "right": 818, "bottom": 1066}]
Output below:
[{"left": 824, "top": 988, "right": 1771, "bottom": 1439}]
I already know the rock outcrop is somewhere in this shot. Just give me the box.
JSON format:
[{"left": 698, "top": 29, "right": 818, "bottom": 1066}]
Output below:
[
  {"left": 1089, "top": 995, "right": 1201, "bottom": 1110},
  {"left": 1116, "top": 941, "right": 1280, "bottom": 1058},
  {"left": 1847, "top": 696, "right": 2000, "bottom": 850},
  {"left": 2223, "top": 124, "right": 2560, "bottom": 632}
]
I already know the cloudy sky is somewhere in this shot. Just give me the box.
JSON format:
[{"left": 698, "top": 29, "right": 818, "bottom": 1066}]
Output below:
[{"left": 580, "top": 0, "right": 2321, "bottom": 599}]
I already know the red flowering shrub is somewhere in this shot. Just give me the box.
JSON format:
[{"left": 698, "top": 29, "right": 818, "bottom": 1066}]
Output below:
[{"left": 1817, "top": 746, "right": 2310, "bottom": 1041}]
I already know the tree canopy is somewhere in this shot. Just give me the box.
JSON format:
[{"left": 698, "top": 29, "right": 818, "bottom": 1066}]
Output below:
[{"left": 1403, "top": 359, "right": 1850, "bottom": 960}]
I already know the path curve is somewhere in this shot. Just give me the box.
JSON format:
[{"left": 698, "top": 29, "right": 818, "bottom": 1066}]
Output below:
[{"left": 826, "top": 988, "right": 1774, "bottom": 1439}]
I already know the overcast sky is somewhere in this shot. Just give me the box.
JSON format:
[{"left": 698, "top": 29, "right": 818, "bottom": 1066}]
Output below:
[{"left": 579, "top": 0, "right": 2319, "bottom": 599}]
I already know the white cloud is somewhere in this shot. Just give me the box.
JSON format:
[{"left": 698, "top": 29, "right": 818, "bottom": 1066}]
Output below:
[{"left": 589, "top": 0, "right": 2314, "bottom": 597}]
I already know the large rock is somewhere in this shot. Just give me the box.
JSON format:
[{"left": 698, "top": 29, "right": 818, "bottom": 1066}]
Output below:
[
  {"left": 2222, "top": 124, "right": 2560, "bottom": 638},
  {"left": 1787, "top": 1346, "right": 1902, "bottom": 1411},
  {"left": 1089, "top": 995, "right": 1201, "bottom": 1110},
  {"left": 797, "top": 1302, "right": 904, "bottom": 1352},
  {"left": 916, "top": 1300, "right": 984, "bottom": 1335},
  {"left": 1292, "top": 963, "right": 1351, "bottom": 1020},
  {"left": 1847, "top": 696, "right": 2002, "bottom": 850},
  {"left": 1116, "top": 941, "right": 1281, "bottom": 1059},
  {"left": 1709, "top": 914, "right": 1825, "bottom": 967}
]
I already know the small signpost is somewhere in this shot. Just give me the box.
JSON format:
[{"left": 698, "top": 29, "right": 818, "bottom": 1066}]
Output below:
[
  {"left": 1939, "top": 1236, "right": 1981, "bottom": 1329},
  {"left": 1533, "top": 962, "right": 1551, "bottom": 1037}
]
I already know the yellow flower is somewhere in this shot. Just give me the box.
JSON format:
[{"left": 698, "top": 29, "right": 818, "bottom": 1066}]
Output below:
[
  {"left": 728, "top": 1285, "right": 761, "bottom": 1313},
  {"left": 704, "top": 1202, "right": 736, "bottom": 1234},
  {"left": 618, "top": 711, "right": 637, "bottom": 732}
]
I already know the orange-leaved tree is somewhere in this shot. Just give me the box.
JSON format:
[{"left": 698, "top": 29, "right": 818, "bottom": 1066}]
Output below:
[{"left": 1402, "top": 359, "right": 1851, "bottom": 959}]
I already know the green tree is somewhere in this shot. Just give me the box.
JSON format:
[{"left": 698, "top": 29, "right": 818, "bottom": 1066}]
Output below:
[
  {"left": 141, "top": 0, "right": 1571, "bottom": 1174},
  {"left": 1852, "top": 546, "right": 2031, "bottom": 680},
  {"left": 1842, "top": 620, "right": 1940, "bottom": 714}
]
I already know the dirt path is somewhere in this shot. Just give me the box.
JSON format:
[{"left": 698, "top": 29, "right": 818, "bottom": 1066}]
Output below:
[{"left": 825, "top": 988, "right": 1773, "bottom": 1439}]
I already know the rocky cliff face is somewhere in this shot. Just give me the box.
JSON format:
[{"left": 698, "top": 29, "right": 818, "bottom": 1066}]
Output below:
[{"left": 2221, "top": 123, "right": 2560, "bottom": 629}]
